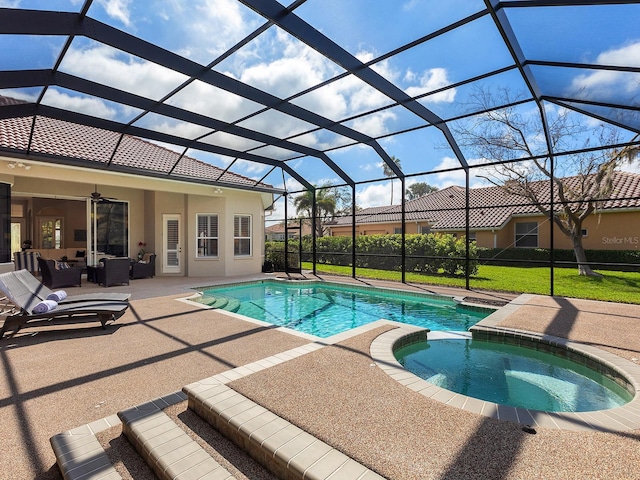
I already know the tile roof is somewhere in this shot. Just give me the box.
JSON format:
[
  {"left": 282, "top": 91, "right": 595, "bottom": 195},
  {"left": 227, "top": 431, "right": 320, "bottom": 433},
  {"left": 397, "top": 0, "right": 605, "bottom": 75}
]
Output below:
[
  {"left": 0, "top": 96, "right": 271, "bottom": 191},
  {"left": 266, "top": 221, "right": 313, "bottom": 236},
  {"left": 333, "top": 172, "right": 640, "bottom": 231}
]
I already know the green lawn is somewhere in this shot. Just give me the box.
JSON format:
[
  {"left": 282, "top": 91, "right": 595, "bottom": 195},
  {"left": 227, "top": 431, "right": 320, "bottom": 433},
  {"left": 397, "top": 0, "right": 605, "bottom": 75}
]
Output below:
[{"left": 301, "top": 262, "right": 640, "bottom": 304}]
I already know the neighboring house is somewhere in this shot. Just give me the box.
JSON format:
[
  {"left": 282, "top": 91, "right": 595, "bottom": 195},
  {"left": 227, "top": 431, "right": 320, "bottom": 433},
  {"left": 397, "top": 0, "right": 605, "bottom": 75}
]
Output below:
[
  {"left": 328, "top": 172, "right": 640, "bottom": 251},
  {"left": 265, "top": 221, "right": 313, "bottom": 241},
  {"left": 0, "top": 96, "right": 274, "bottom": 277}
]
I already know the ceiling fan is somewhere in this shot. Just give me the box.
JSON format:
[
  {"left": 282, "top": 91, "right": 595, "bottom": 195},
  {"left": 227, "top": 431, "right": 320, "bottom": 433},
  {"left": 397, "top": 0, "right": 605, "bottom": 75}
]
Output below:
[{"left": 90, "top": 185, "right": 117, "bottom": 203}]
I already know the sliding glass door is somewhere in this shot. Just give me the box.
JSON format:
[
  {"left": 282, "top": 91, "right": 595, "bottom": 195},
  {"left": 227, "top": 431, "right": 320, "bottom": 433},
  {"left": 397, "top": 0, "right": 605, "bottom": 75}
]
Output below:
[{"left": 89, "top": 200, "right": 129, "bottom": 264}]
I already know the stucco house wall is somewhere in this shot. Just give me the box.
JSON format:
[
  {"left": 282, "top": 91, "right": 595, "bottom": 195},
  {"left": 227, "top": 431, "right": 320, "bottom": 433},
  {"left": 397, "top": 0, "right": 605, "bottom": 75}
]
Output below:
[{"left": 1, "top": 158, "right": 269, "bottom": 277}]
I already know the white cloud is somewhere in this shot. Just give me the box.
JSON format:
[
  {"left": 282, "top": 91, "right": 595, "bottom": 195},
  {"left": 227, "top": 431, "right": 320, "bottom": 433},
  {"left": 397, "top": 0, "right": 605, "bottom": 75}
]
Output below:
[
  {"left": 199, "top": 130, "right": 263, "bottom": 152},
  {"left": 356, "top": 183, "right": 389, "bottom": 208},
  {"left": 167, "top": 80, "right": 261, "bottom": 124},
  {"left": 0, "top": 89, "right": 37, "bottom": 102},
  {"left": 356, "top": 179, "right": 404, "bottom": 208},
  {"left": 429, "top": 156, "right": 494, "bottom": 189},
  {"left": 237, "top": 29, "right": 341, "bottom": 97},
  {"left": 41, "top": 89, "right": 117, "bottom": 119},
  {"left": 285, "top": 177, "right": 305, "bottom": 193},
  {"left": 595, "top": 41, "right": 640, "bottom": 68},
  {"left": 60, "top": 44, "right": 187, "bottom": 102},
  {"left": 405, "top": 68, "right": 456, "bottom": 103},
  {"left": 154, "top": 120, "right": 211, "bottom": 139},
  {"left": 570, "top": 41, "right": 640, "bottom": 99},
  {"left": 233, "top": 159, "right": 269, "bottom": 175},
  {"left": 350, "top": 110, "right": 397, "bottom": 137},
  {"left": 190, "top": 0, "right": 256, "bottom": 57},
  {"left": 620, "top": 159, "right": 640, "bottom": 175},
  {"left": 97, "top": 0, "right": 132, "bottom": 27}
]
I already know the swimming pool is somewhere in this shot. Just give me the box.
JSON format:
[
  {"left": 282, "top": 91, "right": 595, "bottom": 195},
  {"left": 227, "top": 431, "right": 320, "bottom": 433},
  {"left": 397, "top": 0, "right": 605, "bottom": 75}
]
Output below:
[
  {"left": 395, "top": 336, "right": 633, "bottom": 412},
  {"left": 198, "top": 280, "right": 493, "bottom": 338}
]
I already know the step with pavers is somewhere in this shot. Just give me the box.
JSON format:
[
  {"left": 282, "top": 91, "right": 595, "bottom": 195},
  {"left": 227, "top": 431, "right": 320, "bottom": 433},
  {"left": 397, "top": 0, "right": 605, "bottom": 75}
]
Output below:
[
  {"left": 118, "top": 401, "right": 233, "bottom": 480},
  {"left": 183, "top": 380, "right": 385, "bottom": 480}
]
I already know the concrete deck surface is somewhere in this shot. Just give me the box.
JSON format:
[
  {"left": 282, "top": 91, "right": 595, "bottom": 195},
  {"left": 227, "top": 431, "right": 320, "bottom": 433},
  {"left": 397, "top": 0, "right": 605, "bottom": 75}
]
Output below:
[{"left": 1, "top": 273, "right": 638, "bottom": 479}]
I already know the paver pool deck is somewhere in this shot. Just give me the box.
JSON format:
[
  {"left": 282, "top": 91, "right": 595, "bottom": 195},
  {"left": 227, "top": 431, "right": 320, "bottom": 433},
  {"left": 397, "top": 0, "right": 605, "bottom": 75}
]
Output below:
[{"left": 1, "top": 273, "right": 639, "bottom": 479}]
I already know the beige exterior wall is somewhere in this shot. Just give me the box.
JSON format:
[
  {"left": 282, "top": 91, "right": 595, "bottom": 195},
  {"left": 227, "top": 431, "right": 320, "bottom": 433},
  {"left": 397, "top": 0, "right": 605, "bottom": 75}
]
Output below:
[
  {"left": 583, "top": 211, "right": 640, "bottom": 250},
  {"left": 0, "top": 158, "right": 269, "bottom": 277},
  {"left": 503, "top": 211, "right": 640, "bottom": 251},
  {"left": 222, "top": 189, "right": 265, "bottom": 276}
]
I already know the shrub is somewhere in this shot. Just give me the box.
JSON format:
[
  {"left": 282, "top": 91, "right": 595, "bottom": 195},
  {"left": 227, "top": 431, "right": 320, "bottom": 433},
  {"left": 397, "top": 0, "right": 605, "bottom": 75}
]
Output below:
[
  {"left": 293, "top": 233, "right": 479, "bottom": 276},
  {"left": 477, "top": 248, "right": 640, "bottom": 271}
]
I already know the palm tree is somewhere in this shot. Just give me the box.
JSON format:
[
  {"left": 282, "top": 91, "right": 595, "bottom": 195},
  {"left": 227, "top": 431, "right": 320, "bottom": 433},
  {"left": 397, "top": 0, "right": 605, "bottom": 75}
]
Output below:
[
  {"left": 382, "top": 156, "right": 402, "bottom": 204},
  {"left": 293, "top": 188, "right": 336, "bottom": 237}
]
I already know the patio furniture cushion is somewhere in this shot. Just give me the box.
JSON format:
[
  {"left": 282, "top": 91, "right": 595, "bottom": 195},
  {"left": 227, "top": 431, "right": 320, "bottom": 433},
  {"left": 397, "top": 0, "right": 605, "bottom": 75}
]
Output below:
[
  {"left": 12, "top": 269, "right": 130, "bottom": 304},
  {"left": 0, "top": 270, "right": 129, "bottom": 338},
  {"left": 17, "top": 249, "right": 88, "bottom": 273},
  {"left": 14, "top": 251, "right": 40, "bottom": 274}
]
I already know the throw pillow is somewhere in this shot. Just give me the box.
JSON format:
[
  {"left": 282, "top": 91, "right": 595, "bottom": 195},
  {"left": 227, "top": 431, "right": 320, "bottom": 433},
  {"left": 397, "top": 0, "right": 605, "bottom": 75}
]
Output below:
[
  {"left": 59, "top": 262, "right": 71, "bottom": 269},
  {"left": 76, "top": 250, "right": 85, "bottom": 258}
]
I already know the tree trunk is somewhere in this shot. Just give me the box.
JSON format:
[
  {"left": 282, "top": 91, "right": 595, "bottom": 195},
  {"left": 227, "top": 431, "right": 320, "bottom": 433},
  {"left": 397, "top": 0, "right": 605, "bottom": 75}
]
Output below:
[{"left": 571, "top": 235, "right": 599, "bottom": 277}]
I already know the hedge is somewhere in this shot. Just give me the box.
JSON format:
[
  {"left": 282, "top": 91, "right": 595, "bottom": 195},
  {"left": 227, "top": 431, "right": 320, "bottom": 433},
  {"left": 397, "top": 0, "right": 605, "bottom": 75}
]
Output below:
[
  {"left": 477, "top": 248, "right": 640, "bottom": 271},
  {"left": 266, "top": 233, "right": 478, "bottom": 276}
]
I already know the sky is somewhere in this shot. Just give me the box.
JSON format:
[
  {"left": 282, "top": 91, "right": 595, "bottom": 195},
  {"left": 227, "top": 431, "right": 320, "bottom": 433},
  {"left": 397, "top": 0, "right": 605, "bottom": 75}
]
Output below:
[{"left": 1, "top": 0, "right": 639, "bottom": 219}]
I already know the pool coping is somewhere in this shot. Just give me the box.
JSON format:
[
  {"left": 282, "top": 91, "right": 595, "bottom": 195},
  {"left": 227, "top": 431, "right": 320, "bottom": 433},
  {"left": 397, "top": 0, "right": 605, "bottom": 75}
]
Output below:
[
  {"left": 370, "top": 295, "right": 640, "bottom": 432},
  {"left": 194, "top": 277, "right": 480, "bottom": 306}
]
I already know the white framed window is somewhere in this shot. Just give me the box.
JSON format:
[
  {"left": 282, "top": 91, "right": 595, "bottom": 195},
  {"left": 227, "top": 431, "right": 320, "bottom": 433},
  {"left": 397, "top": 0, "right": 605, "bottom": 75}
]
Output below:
[
  {"left": 420, "top": 225, "right": 431, "bottom": 234},
  {"left": 196, "top": 214, "right": 218, "bottom": 258},
  {"left": 234, "top": 215, "right": 251, "bottom": 256},
  {"left": 581, "top": 228, "right": 588, "bottom": 237},
  {"left": 394, "top": 227, "right": 402, "bottom": 234},
  {"left": 515, "top": 222, "right": 538, "bottom": 247}
]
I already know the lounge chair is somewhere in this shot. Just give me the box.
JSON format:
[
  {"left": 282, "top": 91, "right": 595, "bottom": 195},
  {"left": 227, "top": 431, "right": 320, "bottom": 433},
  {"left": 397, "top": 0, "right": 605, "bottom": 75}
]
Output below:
[
  {"left": 12, "top": 269, "right": 130, "bottom": 304},
  {"left": 0, "top": 271, "right": 129, "bottom": 338}
]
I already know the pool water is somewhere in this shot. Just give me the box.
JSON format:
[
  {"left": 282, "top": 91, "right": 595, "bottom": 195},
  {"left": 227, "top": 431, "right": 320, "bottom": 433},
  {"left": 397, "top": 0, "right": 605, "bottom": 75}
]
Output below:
[
  {"left": 200, "top": 281, "right": 490, "bottom": 338},
  {"left": 395, "top": 338, "right": 632, "bottom": 412}
]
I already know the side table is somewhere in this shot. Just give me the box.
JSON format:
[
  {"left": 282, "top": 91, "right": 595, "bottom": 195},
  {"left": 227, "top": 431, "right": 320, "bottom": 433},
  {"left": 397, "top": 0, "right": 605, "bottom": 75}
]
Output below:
[{"left": 86, "top": 264, "right": 99, "bottom": 283}]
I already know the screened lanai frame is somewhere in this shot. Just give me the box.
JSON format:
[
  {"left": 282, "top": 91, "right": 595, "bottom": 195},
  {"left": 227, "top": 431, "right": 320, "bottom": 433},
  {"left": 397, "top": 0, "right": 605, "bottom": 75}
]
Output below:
[{"left": 0, "top": 0, "right": 639, "bottom": 295}]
